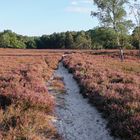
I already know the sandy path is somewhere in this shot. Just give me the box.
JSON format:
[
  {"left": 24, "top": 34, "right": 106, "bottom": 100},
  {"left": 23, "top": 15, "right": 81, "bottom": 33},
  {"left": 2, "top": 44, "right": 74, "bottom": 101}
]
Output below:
[{"left": 50, "top": 62, "right": 117, "bottom": 140}]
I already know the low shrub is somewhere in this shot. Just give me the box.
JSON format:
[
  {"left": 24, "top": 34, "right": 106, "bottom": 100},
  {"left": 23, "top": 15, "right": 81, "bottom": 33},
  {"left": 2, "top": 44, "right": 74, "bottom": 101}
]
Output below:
[{"left": 63, "top": 52, "right": 140, "bottom": 140}]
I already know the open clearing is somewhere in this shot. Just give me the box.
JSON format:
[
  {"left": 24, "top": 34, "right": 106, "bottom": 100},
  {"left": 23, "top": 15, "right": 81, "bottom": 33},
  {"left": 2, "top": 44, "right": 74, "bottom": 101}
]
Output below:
[{"left": 0, "top": 49, "right": 139, "bottom": 140}]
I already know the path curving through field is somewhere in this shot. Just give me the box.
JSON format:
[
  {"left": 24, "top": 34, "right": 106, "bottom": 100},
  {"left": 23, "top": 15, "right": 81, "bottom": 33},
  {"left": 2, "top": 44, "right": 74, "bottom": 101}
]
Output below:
[{"left": 51, "top": 62, "right": 117, "bottom": 140}]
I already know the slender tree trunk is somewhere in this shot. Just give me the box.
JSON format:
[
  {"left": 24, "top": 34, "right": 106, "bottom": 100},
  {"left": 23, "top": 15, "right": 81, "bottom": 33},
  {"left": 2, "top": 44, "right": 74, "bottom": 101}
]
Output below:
[
  {"left": 120, "top": 47, "right": 124, "bottom": 61},
  {"left": 116, "top": 32, "right": 124, "bottom": 61},
  {"left": 139, "top": 40, "right": 140, "bottom": 57},
  {"left": 139, "top": 26, "right": 140, "bottom": 57}
]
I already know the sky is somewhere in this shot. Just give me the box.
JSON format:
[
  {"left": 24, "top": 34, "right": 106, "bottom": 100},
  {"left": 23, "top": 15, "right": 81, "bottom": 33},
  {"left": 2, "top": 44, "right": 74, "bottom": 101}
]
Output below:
[{"left": 0, "top": 0, "right": 98, "bottom": 36}]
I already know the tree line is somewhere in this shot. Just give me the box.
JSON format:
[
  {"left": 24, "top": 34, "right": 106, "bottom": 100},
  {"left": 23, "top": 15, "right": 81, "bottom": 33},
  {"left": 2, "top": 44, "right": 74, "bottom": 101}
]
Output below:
[
  {"left": 0, "top": 0, "right": 139, "bottom": 50},
  {"left": 0, "top": 27, "right": 139, "bottom": 50}
]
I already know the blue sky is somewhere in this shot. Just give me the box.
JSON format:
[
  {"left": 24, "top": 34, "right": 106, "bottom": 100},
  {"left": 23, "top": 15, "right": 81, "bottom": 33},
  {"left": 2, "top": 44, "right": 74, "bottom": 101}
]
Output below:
[{"left": 0, "top": 0, "right": 98, "bottom": 36}]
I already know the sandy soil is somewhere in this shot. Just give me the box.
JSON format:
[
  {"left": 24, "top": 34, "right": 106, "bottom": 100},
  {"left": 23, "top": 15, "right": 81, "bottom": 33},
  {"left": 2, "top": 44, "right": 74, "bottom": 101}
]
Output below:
[{"left": 49, "top": 62, "right": 118, "bottom": 140}]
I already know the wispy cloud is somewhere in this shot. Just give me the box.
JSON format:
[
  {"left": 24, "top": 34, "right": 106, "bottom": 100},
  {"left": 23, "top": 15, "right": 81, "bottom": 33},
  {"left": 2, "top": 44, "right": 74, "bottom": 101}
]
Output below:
[
  {"left": 71, "top": 0, "right": 92, "bottom": 5},
  {"left": 71, "top": 1, "right": 78, "bottom": 5},
  {"left": 65, "top": 6, "right": 91, "bottom": 14},
  {"left": 80, "top": 0, "right": 92, "bottom": 4},
  {"left": 65, "top": 0, "right": 92, "bottom": 14}
]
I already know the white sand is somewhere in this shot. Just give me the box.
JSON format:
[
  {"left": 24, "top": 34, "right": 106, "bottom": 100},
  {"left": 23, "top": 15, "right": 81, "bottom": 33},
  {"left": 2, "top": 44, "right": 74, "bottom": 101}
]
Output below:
[{"left": 52, "top": 62, "right": 117, "bottom": 140}]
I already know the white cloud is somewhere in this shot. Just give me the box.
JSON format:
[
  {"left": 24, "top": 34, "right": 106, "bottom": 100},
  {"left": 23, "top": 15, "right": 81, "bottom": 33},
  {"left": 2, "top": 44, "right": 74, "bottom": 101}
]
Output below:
[
  {"left": 71, "top": 0, "right": 92, "bottom": 5},
  {"left": 65, "top": 0, "right": 92, "bottom": 14},
  {"left": 81, "top": 0, "right": 92, "bottom": 4},
  {"left": 71, "top": 1, "right": 78, "bottom": 5},
  {"left": 65, "top": 6, "right": 91, "bottom": 14}
]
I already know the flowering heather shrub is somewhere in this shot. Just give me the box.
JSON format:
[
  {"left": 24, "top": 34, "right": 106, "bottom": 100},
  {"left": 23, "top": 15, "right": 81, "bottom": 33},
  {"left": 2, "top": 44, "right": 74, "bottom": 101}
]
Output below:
[
  {"left": 63, "top": 52, "right": 140, "bottom": 140},
  {"left": 0, "top": 50, "right": 62, "bottom": 139},
  {"left": 89, "top": 49, "right": 139, "bottom": 61}
]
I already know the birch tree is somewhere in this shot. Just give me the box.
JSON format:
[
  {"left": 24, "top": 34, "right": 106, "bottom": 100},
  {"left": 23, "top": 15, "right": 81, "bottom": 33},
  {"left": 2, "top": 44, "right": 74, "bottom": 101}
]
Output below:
[
  {"left": 91, "top": 0, "right": 133, "bottom": 61},
  {"left": 130, "top": 0, "right": 140, "bottom": 56}
]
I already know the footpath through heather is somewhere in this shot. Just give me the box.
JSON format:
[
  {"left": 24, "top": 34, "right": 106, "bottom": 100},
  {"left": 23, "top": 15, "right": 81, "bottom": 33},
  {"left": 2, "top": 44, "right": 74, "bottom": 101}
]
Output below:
[{"left": 48, "top": 62, "right": 118, "bottom": 140}]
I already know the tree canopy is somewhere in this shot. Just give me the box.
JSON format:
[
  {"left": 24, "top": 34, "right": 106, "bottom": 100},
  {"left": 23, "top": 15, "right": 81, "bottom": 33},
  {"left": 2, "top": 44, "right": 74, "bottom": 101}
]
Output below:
[
  {"left": 0, "top": 28, "right": 138, "bottom": 50},
  {"left": 91, "top": 0, "right": 133, "bottom": 47}
]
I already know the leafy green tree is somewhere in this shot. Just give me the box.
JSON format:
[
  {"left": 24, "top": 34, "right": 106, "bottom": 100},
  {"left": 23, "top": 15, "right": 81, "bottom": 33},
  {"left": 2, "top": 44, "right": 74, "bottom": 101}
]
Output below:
[
  {"left": 26, "top": 39, "right": 36, "bottom": 49},
  {"left": 132, "top": 26, "right": 140, "bottom": 49},
  {"left": 0, "top": 32, "right": 11, "bottom": 48},
  {"left": 91, "top": 0, "right": 133, "bottom": 60},
  {"left": 60, "top": 33, "right": 67, "bottom": 49},
  {"left": 0, "top": 30, "right": 26, "bottom": 48},
  {"left": 88, "top": 27, "right": 118, "bottom": 49},
  {"left": 130, "top": 0, "right": 140, "bottom": 54},
  {"left": 65, "top": 32, "right": 74, "bottom": 49},
  {"left": 52, "top": 33, "right": 66, "bottom": 49},
  {"left": 75, "top": 32, "right": 91, "bottom": 49}
]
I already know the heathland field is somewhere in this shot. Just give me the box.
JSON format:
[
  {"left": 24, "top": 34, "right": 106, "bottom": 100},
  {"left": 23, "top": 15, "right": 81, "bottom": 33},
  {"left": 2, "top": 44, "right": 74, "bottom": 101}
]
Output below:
[
  {"left": 0, "top": 49, "right": 63, "bottom": 139},
  {"left": 0, "top": 49, "right": 139, "bottom": 140}
]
